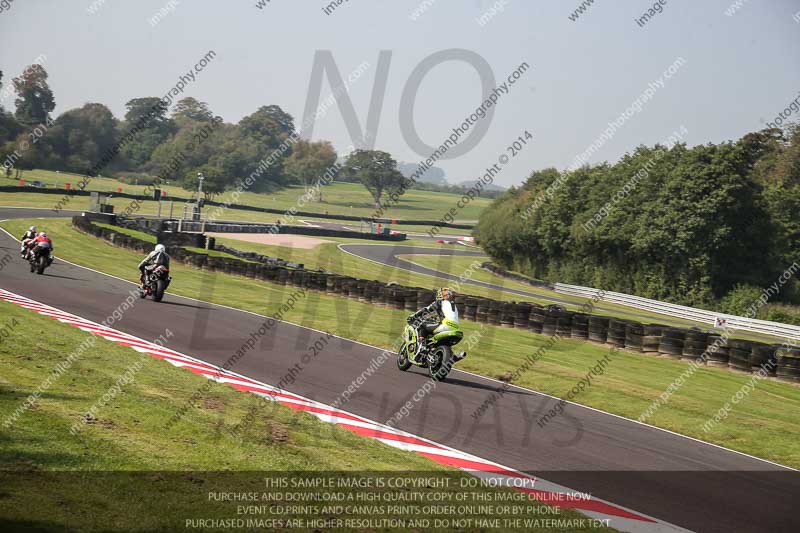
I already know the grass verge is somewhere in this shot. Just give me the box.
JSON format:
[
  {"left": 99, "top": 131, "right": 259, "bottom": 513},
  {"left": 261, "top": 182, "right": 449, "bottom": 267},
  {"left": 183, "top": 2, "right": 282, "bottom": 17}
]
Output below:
[{"left": 0, "top": 300, "right": 605, "bottom": 532}]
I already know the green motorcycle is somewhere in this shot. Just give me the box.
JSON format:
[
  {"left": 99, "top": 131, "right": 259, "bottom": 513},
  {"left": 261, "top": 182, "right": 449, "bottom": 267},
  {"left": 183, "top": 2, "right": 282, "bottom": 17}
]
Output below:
[{"left": 397, "top": 316, "right": 464, "bottom": 381}]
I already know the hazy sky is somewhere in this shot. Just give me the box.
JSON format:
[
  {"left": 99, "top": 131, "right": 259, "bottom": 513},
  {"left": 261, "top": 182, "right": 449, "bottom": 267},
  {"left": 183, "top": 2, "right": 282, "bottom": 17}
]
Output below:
[{"left": 2, "top": 0, "right": 799, "bottom": 186}]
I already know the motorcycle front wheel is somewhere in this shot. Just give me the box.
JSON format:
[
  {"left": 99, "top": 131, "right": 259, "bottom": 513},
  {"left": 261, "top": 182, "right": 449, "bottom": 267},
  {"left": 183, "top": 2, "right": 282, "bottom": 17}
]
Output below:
[
  {"left": 428, "top": 345, "right": 453, "bottom": 381},
  {"left": 36, "top": 256, "right": 46, "bottom": 275},
  {"left": 397, "top": 343, "right": 412, "bottom": 371}
]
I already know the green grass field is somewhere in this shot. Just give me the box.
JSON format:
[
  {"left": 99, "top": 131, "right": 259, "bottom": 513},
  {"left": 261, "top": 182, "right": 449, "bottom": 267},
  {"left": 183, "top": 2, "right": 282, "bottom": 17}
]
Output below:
[
  {"left": 3, "top": 169, "right": 488, "bottom": 222},
  {"left": 2, "top": 217, "right": 799, "bottom": 469},
  {"left": 1, "top": 299, "right": 603, "bottom": 532}
]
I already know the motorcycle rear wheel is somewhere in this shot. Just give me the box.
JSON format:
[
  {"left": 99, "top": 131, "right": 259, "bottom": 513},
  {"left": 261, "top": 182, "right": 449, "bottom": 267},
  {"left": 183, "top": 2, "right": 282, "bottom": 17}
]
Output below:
[
  {"left": 153, "top": 279, "right": 166, "bottom": 302},
  {"left": 428, "top": 345, "right": 453, "bottom": 381},
  {"left": 36, "top": 256, "right": 46, "bottom": 275}
]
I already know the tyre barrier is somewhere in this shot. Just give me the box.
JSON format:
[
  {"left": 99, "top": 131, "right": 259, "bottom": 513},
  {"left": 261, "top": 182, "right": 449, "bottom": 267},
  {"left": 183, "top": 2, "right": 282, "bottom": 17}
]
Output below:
[
  {"left": 606, "top": 319, "right": 628, "bottom": 347},
  {"left": 74, "top": 215, "right": 798, "bottom": 382},
  {"left": 500, "top": 302, "right": 516, "bottom": 328},
  {"left": 488, "top": 299, "right": 502, "bottom": 326},
  {"left": 750, "top": 343, "right": 778, "bottom": 375},
  {"left": 514, "top": 302, "right": 532, "bottom": 329},
  {"left": 588, "top": 316, "right": 609, "bottom": 343},
  {"left": 529, "top": 304, "right": 546, "bottom": 334},
  {"left": 727, "top": 339, "right": 753, "bottom": 372},
  {"left": 659, "top": 328, "right": 686, "bottom": 359},
  {"left": 682, "top": 329, "right": 709, "bottom": 362},
  {"left": 624, "top": 322, "right": 644, "bottom": 352},
  {"left": 776, "top": 347, "right": 800, "bottom": 383},
  {"left": 704, "top": 334, "right": 730, "bottom": 367},
  {"left": 641, "top": 324, "right": 665, "bottom": 354},
  {"left": 571, "top": 312, "right": 589, "bottom": 340},
  {"left": 463, "top": 297, "right": 478, "bottom": 321}
]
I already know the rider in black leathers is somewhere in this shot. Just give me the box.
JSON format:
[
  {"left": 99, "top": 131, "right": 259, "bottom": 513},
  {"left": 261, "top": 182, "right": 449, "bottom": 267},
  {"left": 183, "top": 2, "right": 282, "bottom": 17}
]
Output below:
[{"left": 407, "top": 287, "right": 466, "bottom": 362}]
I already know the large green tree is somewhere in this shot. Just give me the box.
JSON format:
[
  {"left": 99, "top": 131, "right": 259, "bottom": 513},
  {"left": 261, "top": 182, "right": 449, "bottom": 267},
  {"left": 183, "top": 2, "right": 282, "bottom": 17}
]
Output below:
[
  {"left": 46, "top": 103, "right": 118, "bottom": 173},
  {"left": 342, "top": 149, "right": 405, "bottom": 209},
  {"left": 284, "top": 140, "right": 338, "bottom": 201},
  {"left": 120, "top": 97, "right": 175, "bottom": 170},
  {"left": 235, "top": 105, "right": 296, "bottom": 191},
  {"left": 173, "top": 97, "right": 215, "bottom": 124},
  {"left": 13, "top": 64, "right": 55, "bottom": 126},
  {"left": 475, "top": 130, "right": 787, "bottom": 307}
]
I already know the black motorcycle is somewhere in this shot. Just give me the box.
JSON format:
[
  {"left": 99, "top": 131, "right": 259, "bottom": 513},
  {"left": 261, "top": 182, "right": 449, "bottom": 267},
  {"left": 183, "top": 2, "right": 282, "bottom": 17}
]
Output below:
[
  {"left": 29, "top": 242, "right": 53, "bottom": 275},
  {"left": 139, "top": 265, "right": 171, "bottom": 302}
]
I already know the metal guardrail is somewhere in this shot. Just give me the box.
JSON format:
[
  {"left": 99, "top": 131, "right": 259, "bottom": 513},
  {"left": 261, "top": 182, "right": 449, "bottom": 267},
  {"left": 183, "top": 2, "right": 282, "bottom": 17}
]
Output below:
[{"left": 553, "top": 283, "right": 800, "bottom": 341}]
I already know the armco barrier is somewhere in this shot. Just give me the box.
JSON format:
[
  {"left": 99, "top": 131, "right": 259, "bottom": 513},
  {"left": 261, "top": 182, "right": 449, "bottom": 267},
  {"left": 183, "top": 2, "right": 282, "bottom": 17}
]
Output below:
[
  {"left": 72, "top": 215, "right": 800, "bottom": 383},
  {"left": 554, "top": 283, "right": 800, "bottom": 342},
  {"left": 483, "top": 262, "right": 800, "bottom": 342},
  {"left": 164, "top": 220, "right": 406, "bottom": 241}
]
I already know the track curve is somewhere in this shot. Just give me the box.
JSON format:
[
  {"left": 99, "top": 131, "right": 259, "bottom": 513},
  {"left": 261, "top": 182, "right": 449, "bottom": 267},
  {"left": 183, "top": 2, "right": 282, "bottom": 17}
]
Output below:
[{"left": 1, "top": 208, "right": 798, "bottom": 533}]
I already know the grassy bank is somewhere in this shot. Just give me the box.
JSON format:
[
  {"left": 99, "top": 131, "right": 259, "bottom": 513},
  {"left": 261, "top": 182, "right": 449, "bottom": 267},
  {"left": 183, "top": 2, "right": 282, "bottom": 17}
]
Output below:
[
  {"left": 1, "top": 300, "right": 604, "bottom": 532},
  {"left": 2, "top": 218, "right": 799, "bottom": 469},
  {"left": 3, "top": 169, "right": 488, "bottom": 221}
]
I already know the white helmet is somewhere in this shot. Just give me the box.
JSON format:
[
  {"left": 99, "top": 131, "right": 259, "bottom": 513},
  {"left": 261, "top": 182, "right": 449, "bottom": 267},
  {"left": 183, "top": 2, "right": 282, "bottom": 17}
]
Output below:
[
  {"left": 39, "top": 232, "right": 47, "bottom": 238},
  {"left": 154, "top": 244, "right": 166, "bottom": 253},
  {"left": 29, "top": 226, "right": 36, "bottom": 232}
]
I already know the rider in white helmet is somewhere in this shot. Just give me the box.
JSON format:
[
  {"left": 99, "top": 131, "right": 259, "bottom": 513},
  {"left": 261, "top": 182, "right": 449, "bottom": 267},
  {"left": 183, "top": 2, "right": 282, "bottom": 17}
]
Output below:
[
  {"left": 19, "top": 226, "right": 37, "bottom": 258},
  {"left": 138, "top": 243, "right": 170, "bottom": 287}
]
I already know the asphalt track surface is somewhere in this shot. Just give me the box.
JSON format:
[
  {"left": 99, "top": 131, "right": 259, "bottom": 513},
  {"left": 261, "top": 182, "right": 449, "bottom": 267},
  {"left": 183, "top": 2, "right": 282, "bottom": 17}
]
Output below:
[{"left": 2, "top": 207, "right": 799, "bottom": 533}]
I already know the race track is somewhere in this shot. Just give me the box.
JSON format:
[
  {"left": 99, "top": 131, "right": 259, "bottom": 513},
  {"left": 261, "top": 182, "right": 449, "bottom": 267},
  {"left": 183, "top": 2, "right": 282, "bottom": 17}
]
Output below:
[{"left": 1, "top": 208, "right": 798, "bottom": 533}]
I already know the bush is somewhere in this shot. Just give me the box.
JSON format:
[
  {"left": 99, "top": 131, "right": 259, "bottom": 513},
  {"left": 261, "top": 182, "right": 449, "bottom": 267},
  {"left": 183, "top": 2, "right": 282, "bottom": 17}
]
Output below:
[
  {"left": 761, "top": 304, "right": 800, "bottom": 326},
  {"left": 719, "top": 284, "right": 763, "bottom": 317},
  {"left": 115, "top": 172, "right": 159, "bottom": 186}
]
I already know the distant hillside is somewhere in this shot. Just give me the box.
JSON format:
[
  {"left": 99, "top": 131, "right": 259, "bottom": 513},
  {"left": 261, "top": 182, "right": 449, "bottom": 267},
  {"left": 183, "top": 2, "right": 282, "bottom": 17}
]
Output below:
[
  {"left": 397, "top": 162, "right": 447, "bottom": 186},
  {"left": 457, "top": 179, "right": 506, "bottom": 192}
]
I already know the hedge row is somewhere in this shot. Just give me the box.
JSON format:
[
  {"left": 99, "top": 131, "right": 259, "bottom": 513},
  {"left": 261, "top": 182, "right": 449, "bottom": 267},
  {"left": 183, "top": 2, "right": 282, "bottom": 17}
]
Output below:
[{"left": 72, "top": 216, "right": 800, "bottom": 384}]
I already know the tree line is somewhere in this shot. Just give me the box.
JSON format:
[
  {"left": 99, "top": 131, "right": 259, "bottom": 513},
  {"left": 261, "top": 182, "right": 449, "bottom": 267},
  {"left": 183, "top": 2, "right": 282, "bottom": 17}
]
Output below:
[
  {"left": 0, "top": 63, "right": 498, "bottom": 208},
  {"left": 474, "top": 126, "right": 800, "bottom": 322}
]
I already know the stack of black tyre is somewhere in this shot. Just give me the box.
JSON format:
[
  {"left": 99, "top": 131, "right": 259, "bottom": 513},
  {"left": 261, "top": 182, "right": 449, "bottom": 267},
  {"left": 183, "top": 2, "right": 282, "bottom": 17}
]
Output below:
[
  {"left": 529, "top": 305, "right": 545, "bottom": 334},
  {"left": 704, "top": 334, "right": 730, "bottom": 367},
  {"left": 500, "top": 302, "right": 516, "bottom": 327},
  {"left": 571, "top": 313, "right": 589, "bottom": 340},
  {"left": 488, "top": 300, "right": 502, "bottom": 326},
  {"left": 588, "top": 316, "right": 609, "bottom": 343},
  {"left": 750, "top": 342, "right": 778, "bottom": 375},
  {"left": 463, "top": 297, "right": 478, "bottom": 321},
  {"left": 624, "top": 322, "right": 644, "bottom": 352},
  {"left": 555, "top": 312, "right": 573, "bottom": 337},
  {"left": 475, "top": 298, "right": 489, "bottom": 323},
  {"left": 776, "top": 345, "right": 800, "bottom": 382},
  {"left": 658, "top": 328, "right": 685, "bottom": 359},
  {"left": 542, "top": 312, "right": 557, "bottom": 336},
  {"left": 514, "top": 303, "right": 532, "bottom": 329},
  {"left": 642, "top": 324, "right": 665, "bottom": 354},
  {"left": 682, "top": 329, "right": 709, "bottom": 362},
  {"left": 606, "top": 319, "right": 628, "bottom": 347},
  {"left": 727, "top": 339, "right": 753, "bottom": 372}
]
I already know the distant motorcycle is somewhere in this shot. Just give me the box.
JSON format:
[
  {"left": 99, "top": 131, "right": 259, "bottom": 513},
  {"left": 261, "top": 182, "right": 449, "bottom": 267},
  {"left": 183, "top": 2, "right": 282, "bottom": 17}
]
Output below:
[
  {"left": 139, "top": 265, "right": 171, "bottom": 302},
  {"left": 28, "top": 242, "right": 52, "bottom": 275},
  {"left": 397, "top": 313, "right": 464, "bottom": 381}
]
